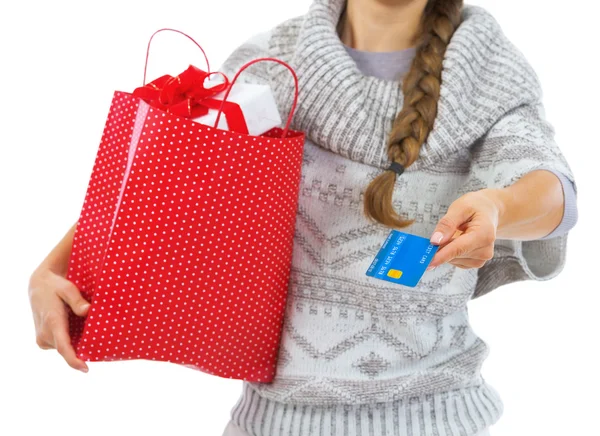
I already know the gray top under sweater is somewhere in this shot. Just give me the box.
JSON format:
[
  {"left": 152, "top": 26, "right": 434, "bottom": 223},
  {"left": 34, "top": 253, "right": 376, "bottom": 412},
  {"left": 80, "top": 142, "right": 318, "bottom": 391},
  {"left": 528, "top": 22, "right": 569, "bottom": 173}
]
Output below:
[
  {"left": 218, "top": 1, "right": 580, "bottom": 435},
  {"left": 343, "top": 44, "right": 578, "bottom": 239}
]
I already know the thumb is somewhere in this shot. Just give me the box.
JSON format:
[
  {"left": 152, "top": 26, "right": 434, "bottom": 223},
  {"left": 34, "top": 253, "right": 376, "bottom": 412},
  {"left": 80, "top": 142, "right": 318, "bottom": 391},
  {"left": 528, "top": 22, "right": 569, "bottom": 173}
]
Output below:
[
  {"left": 430, "top": 202, "right": 473, "bottom": 246},
  {"left": 57, "top": 277, "right": 91, "bottom": 317}
]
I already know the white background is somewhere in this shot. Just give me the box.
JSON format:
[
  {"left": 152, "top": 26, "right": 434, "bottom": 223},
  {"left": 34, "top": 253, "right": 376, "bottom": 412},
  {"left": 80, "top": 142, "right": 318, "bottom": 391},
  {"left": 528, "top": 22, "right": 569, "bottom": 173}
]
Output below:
[{"left": 1, "top": 1, "right": 598, "bottom": 435}]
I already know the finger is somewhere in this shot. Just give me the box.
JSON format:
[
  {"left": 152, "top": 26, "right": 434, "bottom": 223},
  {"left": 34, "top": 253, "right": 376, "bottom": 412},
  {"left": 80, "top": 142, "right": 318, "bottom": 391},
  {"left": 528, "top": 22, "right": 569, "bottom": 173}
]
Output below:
[
  {"left": 36, "top": 335, "right": 54, "bottom": 350},
  {"left": 51, "top": 315, "right": 89, "bottom": 373},
  {"left": 453, "top": 245, "right": 495, "bottom": 261},
  {"left": 56, "top": 278, "right": 91, "bottom": 318},
  {"left": 434, "top": 229, "right": 466, "bottom": 254},
  {"left": 429, "top": 231, "right": 481, "bottom": 268},
  {"left": 430, "top": 204, "right": 475, "bottom": 246}
]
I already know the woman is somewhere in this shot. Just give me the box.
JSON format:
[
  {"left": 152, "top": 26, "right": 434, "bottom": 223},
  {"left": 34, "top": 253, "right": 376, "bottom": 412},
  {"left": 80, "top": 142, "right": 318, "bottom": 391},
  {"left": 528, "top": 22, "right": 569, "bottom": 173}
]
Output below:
[{"left": 28, "top": 0, "right": 578, "bottom": 435}]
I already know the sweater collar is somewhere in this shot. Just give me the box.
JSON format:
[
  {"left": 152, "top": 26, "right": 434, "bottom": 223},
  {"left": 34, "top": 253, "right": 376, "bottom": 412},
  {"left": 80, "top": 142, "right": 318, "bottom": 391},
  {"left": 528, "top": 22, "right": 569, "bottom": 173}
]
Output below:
[{"left": 266, "top": 0, "right": 541, "bottom": 171}]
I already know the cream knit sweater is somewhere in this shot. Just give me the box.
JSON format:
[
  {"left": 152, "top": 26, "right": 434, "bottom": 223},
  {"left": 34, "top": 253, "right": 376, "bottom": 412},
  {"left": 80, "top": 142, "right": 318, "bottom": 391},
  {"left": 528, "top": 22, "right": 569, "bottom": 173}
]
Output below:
[{"left": 218, "top": 0, "right": 577, "bottom": 434}]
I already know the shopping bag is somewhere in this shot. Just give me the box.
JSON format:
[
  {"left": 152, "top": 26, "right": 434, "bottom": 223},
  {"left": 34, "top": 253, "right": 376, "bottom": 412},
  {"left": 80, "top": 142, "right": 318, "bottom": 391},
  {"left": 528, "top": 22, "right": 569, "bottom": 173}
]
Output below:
[{"left": 65, "top": 28, "right": 305, "bottom": 382}]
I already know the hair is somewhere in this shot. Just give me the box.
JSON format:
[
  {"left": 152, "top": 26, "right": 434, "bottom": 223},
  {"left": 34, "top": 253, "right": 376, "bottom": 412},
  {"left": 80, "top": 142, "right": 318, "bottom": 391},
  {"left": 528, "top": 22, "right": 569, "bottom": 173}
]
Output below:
[{"left": 363, "top": 0, "right": 464, "bottom": 229}]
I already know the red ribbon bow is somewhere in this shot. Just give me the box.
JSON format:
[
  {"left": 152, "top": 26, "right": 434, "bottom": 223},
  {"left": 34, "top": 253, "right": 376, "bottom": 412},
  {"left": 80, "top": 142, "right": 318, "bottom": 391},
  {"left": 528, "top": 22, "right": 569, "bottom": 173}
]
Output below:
[{"left": 133, "top": 65, "right": 248, "bottom": 134}]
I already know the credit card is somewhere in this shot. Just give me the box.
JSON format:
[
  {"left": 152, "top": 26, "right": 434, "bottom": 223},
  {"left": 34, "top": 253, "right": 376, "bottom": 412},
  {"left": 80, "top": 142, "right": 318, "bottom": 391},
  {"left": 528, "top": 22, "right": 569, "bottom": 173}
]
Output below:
[{"left": 366, "top": 230, "right": 439, "bottom": 287}]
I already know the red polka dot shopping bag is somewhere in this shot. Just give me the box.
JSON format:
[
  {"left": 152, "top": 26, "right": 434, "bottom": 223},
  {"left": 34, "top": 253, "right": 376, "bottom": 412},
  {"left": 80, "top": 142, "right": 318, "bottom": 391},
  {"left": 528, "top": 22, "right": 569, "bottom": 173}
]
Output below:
[{"left": 65, "top": 29, "right": 305, "bottom": 382}]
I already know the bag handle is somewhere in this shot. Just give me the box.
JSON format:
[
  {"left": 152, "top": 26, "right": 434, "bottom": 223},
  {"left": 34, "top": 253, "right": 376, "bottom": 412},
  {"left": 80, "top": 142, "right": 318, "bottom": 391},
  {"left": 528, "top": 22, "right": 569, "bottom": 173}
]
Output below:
[
  {"left": 214, "top": 58, "right": 299, "bottom": 139},
  {"left": 143, "top": 28, "right": 210, "bottom": 85}
]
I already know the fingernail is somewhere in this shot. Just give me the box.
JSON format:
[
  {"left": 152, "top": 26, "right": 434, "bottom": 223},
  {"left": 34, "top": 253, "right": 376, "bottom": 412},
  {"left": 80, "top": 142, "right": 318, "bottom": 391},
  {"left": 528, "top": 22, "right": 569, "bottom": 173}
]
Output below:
[
  {"left": 80, "top": 367, "right": 89, "bottom": 373},
  {"left": 426, "top": 266, "right": 436, "bottom": 271},
  {"left": 431, "top": 232, "right": 443, "bottom": 244},
  {"left": 81, "top": 303, "right": 91, "bottom": 312}
]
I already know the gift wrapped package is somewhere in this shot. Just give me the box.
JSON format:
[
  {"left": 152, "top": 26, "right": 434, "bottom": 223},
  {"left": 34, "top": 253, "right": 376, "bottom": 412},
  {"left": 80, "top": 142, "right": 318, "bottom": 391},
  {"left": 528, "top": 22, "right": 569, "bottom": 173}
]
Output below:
[
  {"left": 196, "top": 82, "right": 282, "bottom": 136},
  {"left": 66, "top": 29, "right": 305, "bottom": 382}
]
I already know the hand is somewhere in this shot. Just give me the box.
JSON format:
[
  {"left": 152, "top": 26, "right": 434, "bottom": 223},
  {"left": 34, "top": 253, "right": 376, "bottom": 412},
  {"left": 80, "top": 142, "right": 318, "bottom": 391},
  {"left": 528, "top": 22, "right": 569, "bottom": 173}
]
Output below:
[
  {"left": 28, "top": 268, "right": 91, "bottom": 373},
  {"left": 427, "top": 189, "right": 503, "bottom": 270}
]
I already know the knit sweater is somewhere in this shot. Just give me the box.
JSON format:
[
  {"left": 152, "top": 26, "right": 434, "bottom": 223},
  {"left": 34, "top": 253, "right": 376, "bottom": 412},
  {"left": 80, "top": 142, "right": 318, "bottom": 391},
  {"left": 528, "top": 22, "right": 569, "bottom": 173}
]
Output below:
[{"left": 218, "top": 1, "right": 578, "bottom": 435}]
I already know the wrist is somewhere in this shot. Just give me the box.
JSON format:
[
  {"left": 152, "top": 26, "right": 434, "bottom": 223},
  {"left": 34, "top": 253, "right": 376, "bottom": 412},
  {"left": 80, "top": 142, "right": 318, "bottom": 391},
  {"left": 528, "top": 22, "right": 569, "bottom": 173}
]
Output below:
[{"left": 480, "top": 188, "right": 511, "bottom": 232}]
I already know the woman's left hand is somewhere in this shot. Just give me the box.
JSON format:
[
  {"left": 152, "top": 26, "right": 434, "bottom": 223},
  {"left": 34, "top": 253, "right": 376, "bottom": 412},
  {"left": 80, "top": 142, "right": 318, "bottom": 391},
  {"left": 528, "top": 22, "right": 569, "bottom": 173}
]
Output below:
[{"left": 427, "top": 189, "right": 503, "bottom": 270}]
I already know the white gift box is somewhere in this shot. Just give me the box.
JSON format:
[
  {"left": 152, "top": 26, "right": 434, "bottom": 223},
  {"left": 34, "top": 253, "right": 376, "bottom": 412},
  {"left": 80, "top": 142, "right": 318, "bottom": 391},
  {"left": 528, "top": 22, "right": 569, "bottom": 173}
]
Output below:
[{"left": 194, "top": 82, "right": 282, "bottom": 136}]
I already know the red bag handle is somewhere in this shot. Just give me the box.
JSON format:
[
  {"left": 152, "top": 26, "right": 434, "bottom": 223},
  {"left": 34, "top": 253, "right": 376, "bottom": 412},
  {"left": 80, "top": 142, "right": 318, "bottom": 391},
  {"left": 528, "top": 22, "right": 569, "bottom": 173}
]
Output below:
[
  {"left": 214, "top": 58, "right": 299, "bottom": 139},
  {"left": 143, "top": 28, "right": 211, "bottom": 85}
]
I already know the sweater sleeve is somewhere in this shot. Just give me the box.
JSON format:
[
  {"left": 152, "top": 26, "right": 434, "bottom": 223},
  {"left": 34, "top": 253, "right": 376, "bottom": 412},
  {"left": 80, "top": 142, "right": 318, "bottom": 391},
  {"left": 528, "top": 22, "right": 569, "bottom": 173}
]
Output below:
[
  {"left": 538, "top": 170, "right": 579, "bottom": 240},
  {"left": 217, "top": 31, "right": 273, "bottom": 86},
  {"left": 467, "top": 101, "right": 579, "bottom": 299}
]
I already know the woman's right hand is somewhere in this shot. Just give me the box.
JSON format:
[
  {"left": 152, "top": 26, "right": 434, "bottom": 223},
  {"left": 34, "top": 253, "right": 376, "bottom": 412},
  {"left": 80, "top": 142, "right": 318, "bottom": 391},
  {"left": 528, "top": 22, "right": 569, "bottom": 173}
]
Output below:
[{"left": 28, "top": 268, "right": 91, "bottom": 373}]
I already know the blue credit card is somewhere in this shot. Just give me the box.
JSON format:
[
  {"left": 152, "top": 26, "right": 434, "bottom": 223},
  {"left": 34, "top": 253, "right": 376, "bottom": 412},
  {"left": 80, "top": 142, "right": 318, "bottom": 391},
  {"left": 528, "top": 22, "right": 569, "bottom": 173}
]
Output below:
[{"left": 366, "top": 230, "right": 439, "bottom": 287}]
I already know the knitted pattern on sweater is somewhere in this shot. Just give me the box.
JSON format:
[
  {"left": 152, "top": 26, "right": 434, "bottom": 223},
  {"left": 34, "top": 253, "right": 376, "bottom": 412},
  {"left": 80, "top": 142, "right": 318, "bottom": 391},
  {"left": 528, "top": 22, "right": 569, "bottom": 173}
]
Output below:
[{"left": 218, "top": 1, "right": 576, "bottom": 435}]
